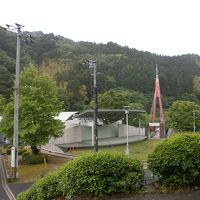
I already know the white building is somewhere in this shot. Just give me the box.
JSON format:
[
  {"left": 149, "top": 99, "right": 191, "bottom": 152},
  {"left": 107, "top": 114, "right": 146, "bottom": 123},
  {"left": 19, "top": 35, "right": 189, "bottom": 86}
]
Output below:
[{"left": 42, "top": 110, "right": 146, "bottom": 153}]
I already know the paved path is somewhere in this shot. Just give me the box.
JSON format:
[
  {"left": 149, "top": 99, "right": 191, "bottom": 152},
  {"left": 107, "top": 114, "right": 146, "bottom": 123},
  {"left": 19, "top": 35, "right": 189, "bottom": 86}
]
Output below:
[
  {"left": 0, "top": 155, "right": 15, "bottom": 200},
  {"left": 109, "top": 190, "right": 200, "bottom": 200},
  {"left": 9, "top": 182, "right": 33, "bottom": 198}
]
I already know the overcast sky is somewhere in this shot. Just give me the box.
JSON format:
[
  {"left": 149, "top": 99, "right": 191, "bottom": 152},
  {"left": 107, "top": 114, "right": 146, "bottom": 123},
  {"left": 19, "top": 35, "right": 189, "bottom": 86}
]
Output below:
[{"left": 1, "top": 0, "right": 200, "bottom": 56}]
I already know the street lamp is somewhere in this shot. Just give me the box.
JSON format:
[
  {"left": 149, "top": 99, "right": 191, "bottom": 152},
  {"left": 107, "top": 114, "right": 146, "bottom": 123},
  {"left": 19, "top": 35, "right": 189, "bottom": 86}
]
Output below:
[
  {"left": 139, "top": 115, "right": 141, "bottom": 135},
  {"left": 124, "top": 106, "right": 130, "bottom": 155},
  {"left": 84, "top": 60, "right": 98, "bottom": 152},
  {"left": 193, "top": 112, "right": 196, "bottom": 132}
]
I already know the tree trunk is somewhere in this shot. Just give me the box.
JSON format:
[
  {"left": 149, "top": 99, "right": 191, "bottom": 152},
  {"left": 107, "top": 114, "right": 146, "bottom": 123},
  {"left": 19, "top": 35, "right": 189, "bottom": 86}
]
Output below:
[{"left": 31, "top": 146, "right": 40, "bottom": 155}]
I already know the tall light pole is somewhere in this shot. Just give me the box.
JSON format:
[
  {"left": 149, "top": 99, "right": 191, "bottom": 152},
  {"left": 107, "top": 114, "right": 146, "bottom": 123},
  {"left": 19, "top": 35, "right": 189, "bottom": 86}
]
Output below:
[
  {"left": 124, "top": 106, "right": 130, "bottom": 155},
  {"left": 193, "top": 112, "right": 196, "bottom": 132},
  {"left": 139, "top": 115, "right": 141, "bottom": 135},
  {"left": 87, "top": 60, "right": 98, "bottom": 152},
  {"left": 1, "top": 23, "right": 24, "bottom": 178}
]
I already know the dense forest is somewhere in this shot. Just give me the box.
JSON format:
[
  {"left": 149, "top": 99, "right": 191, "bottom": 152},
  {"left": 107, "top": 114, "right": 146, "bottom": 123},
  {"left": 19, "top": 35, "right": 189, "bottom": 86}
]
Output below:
[{"left": 1, "top": 28, "right": 200, "bottom": 112}]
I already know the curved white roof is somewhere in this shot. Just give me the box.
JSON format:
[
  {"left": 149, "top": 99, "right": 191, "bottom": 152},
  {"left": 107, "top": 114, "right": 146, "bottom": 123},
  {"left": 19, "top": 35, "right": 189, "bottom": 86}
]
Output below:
[{"left": 55, "top": 112, "right": 78, "bottom": 122}]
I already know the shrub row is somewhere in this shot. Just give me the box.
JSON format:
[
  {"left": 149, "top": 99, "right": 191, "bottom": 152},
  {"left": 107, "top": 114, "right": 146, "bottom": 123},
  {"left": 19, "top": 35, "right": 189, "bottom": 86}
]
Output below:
[
  {"left": 17, "top": 152, "right": 144, "bottom": 200},
  {"left": 17, "top": 133, "right": 200, "bottom": 199},
  {"left": 17, "top": 172, "right": 60, "bottom": 200},
  {"left": 22, "top": 152, "right": 48, "bottom": 164},
  {"left": 3, "top": 145, "right": 27, "bottom": 155}
]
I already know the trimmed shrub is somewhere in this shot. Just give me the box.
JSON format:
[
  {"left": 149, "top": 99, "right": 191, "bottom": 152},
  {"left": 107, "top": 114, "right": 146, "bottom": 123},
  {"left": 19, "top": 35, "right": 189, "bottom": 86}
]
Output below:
[
  {"left": 27, "top": 154, "right": 48, "bottom": 164},
  {"left": 17, "top": 152, "right": 144, "bottom": 199},
  {"left": 18, "top": 148, "right": 27, "bottom": 155},
  {"left": 17, "top": 172, "right": 60, "bottom": 200},
  {"left": 21, "top": 151, "right": 31, "bottom": 159},
  {"left": 148, "top": 133, "right": 200, "bottom": 187},
  {"left": 21, "top": 152, "right": 48, "bottom": 164},
  {"left": 58, "top": 152, "right": 144, "bottom": 198}
]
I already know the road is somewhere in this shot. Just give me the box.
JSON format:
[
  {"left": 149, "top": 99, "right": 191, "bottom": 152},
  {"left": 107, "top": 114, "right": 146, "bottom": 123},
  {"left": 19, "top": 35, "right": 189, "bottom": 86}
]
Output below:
[{"left": 0, "top": 155, "right": 15, "bottom": 200}]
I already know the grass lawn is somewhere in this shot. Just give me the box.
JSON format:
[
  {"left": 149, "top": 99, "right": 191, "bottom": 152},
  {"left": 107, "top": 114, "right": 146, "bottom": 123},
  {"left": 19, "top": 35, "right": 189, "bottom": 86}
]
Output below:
[
  {"left": 5, "top": 155, "right": 70, "bottom": 183},
  {"left": 4, "top": 139, "right": 163, "bottom": 183},
  {"left": 68, "top": 138, "right": 164, "bottom": 161}
]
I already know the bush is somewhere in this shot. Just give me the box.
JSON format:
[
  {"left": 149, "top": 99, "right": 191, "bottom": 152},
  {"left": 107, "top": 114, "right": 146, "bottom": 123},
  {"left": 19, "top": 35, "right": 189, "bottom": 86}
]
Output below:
[
  {"left": 18, "top": 148, "right": 27, "bottom": 155},
  {"left": 58, "top": 152, "right": 144, "bottom": 198},
  {"left": 148, "top": 133, "right": 200, "bottom": 187},
  {"left": 17, "top": 152, "right": 144, "bottom": 199},
  {"left": 21, "top": 153, "right": 48, "bottom": 164},
  {"left": 5, "top": 144, "right": 12, "bottom": 155},
  {"left": 27, "top": 154, "right": 48, "bottom": 164},
  {"left": 17, "top": 172, "right": 60, "bottom": 200},
  {"left": 21, "top": 151, "right": 31, "bottom": 159}
]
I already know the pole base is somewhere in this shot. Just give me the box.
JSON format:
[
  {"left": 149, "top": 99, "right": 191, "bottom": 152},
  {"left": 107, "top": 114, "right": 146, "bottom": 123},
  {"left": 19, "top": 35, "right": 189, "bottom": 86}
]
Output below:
[{"left": 125, "top": 146, "right": 129, "bottom": 155}]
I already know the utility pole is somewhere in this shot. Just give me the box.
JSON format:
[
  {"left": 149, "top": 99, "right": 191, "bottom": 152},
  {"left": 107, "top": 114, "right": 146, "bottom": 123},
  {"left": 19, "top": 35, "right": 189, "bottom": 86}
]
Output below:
[
  {"left": 139, "top": 115, "right": 141, "bottom": 135},
  {"left": 1, "top": 23, "right": 24, "bottom": 178},
  {"left": 13, "top": 24, "right": 21, "bottom": 179}
]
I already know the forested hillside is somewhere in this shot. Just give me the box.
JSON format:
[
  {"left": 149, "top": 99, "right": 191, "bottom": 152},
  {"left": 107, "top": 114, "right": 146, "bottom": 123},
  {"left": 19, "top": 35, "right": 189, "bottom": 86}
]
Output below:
[{"left": 1, "top": 28, "right": 200, "bottom": 112}]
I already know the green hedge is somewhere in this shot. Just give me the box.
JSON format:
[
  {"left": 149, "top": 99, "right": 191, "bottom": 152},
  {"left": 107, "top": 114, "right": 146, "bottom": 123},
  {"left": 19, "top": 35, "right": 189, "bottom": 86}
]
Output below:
[
  {"left": 17, "top": 152, "right": 144, "bottom": 199},
  {"left": 148, "top": 133, "right": 200, "bottom": 187},
  {"left": 17, "top": 172, "right": 60, "bottom": 200},
  {"left": 58, "top": 152, "right": 144, "bottom": 198},
  {"left": 21, "top": 153, "right": 48, "bottom": 164}
]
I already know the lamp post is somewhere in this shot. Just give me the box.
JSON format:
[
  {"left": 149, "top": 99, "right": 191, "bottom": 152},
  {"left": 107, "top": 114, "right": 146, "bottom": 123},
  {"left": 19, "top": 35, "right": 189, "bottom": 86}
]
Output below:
[
  {"left": 139, "top": 115, "right": 141, "bottom": 135},
  {"left": 124, "top": 106, "right": 130, "bottom": 155},
  {"left": 193, "top": 112, "right": 196, "bottom": 132},
  {"left": 87, "top": 60, "right": 98, "bottom": 152}
]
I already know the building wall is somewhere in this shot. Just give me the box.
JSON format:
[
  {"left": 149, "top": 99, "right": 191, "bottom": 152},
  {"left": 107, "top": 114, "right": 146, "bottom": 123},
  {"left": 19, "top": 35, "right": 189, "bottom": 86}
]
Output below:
[
  {"left": 49, "top": 126, "right": 82, "bottom": 145},
  {"left": 118, "top": 124, "right": 145, "bottom": 137},
  {"left": 81, "top": 122, "right": 119, "bottom": 141},
  {"left": 46, "top": 122, "right": 145, "bottom": 148}
]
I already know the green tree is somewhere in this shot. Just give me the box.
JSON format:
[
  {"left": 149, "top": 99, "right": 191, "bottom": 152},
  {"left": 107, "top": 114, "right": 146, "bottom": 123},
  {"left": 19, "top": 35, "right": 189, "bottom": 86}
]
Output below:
[
  {"left": 193, "top": 76, "right": 200, "bottom": 98},
  {"left": 0, "top": 65, "right": 64, "bottom": 154},
  {"left": 90, "top": 89, "right": 149, "bottom": 110},
  {"left": 168, "top": 100, "right": 200, "bottom": 131}
]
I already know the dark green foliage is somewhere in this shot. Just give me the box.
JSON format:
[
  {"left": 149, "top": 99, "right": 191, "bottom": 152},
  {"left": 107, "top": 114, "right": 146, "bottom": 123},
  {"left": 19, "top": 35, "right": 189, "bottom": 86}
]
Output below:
[
  {"left": 17, "top": 172, "right": 60, "bottom": 200},
  {"left": 1, "top": 28, "right": 200, "bottom": 110},
  {"left": 27, "top": 154, "right": 44, "bottom": 164},
  {"left": 58, "top": 152, "right": 144, "bottom": 198},
  {"left": 21, "top": 151, "right": 31, "bottom": 159},
  {"left": 91, "top": 88, "right": 150, "bottom": 110},
  {"left": 168, "top": 101, "right": 200, "bottom": 131},
  {"left": 21, "top": 151, "right": 48, "bottom": 164},
  {"left": 148, "top": 133, "right": 200, "bottom": 187}
]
